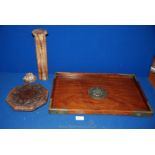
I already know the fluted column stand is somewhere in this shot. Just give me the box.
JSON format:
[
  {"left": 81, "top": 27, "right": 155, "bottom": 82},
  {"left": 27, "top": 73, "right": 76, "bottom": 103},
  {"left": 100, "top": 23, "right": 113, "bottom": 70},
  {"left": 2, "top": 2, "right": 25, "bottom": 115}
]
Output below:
[{"left": 32, "top": 29, "right": 48, "bottom": 80}]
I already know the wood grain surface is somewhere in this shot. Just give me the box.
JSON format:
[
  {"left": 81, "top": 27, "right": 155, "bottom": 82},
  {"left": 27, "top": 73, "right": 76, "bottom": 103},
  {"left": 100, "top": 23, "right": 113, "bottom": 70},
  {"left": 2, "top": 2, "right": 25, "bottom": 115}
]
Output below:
[
  {"left": 149, "top": 72, "right": 155, "bottom": 88},
  {"left": 6, "top": 84, "right": 48, "bottom": 111},
  {"left": 49, "top": 72, "right": 153, "bottom": 116},
  {"left": 32, "top": 29, "right": 48, "bottom": 80}
]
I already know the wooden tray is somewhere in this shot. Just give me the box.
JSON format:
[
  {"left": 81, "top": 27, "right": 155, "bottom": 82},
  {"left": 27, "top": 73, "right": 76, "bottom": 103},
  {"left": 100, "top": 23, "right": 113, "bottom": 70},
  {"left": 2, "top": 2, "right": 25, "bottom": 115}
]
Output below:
[{"left": 49, "top": 72, "right": 153, "bottom": 116}]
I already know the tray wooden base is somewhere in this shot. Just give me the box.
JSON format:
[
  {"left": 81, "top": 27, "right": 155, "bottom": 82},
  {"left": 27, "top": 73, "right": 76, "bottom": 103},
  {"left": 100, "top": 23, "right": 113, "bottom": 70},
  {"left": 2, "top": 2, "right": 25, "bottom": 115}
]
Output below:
[{"left": 49, "top": 72, "right": 153, "bottom": 116}]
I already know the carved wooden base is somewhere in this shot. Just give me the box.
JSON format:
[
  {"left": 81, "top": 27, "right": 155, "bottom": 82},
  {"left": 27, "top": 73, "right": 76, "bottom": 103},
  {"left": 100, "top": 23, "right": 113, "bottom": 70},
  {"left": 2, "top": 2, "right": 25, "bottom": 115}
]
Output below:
[{"left": 6, "top": 84, "right": 48, "bottom": 111}]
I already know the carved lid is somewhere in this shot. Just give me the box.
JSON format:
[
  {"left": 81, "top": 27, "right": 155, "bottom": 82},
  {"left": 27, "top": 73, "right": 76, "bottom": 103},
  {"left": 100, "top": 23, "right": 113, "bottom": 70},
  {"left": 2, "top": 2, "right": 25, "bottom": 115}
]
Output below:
[{"left": 32, "top": 29, "right": 48, "bottom": 36}]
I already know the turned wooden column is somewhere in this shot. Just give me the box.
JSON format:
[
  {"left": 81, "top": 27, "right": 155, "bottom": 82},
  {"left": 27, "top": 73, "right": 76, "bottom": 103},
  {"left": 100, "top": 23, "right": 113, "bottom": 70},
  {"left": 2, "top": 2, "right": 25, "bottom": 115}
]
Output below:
[{"left": 32, "top": 29, "right": 48, "bottom": 80}]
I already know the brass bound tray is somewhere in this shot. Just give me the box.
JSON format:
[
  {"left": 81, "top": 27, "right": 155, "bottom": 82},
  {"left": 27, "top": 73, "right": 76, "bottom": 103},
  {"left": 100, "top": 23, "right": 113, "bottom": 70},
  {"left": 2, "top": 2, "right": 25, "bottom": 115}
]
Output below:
[{"left": 49, "top": 72, "right": 153, "bottom": 116}]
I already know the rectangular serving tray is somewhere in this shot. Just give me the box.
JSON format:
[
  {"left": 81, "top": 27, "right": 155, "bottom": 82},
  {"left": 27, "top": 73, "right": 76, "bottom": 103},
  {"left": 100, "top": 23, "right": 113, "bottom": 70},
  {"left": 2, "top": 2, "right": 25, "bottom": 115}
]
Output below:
[{"left": 49, "top": 72, "right": 153, "bottom": 116}]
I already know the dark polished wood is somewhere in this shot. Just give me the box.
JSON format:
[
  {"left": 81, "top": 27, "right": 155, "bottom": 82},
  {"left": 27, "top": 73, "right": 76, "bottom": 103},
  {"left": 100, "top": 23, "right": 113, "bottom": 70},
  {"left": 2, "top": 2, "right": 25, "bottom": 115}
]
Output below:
[
  {"left": 6, "top": 84, "right": 48, "bottom": 111},
  {"left": 149, "top": 57, "right": 155, "bottom": 88},
  {"left": 49, "top": 72, "right": 153, "bottom": 116},
  {"left": 149, "top": 72, "right": 155, "bottom": 88}
]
